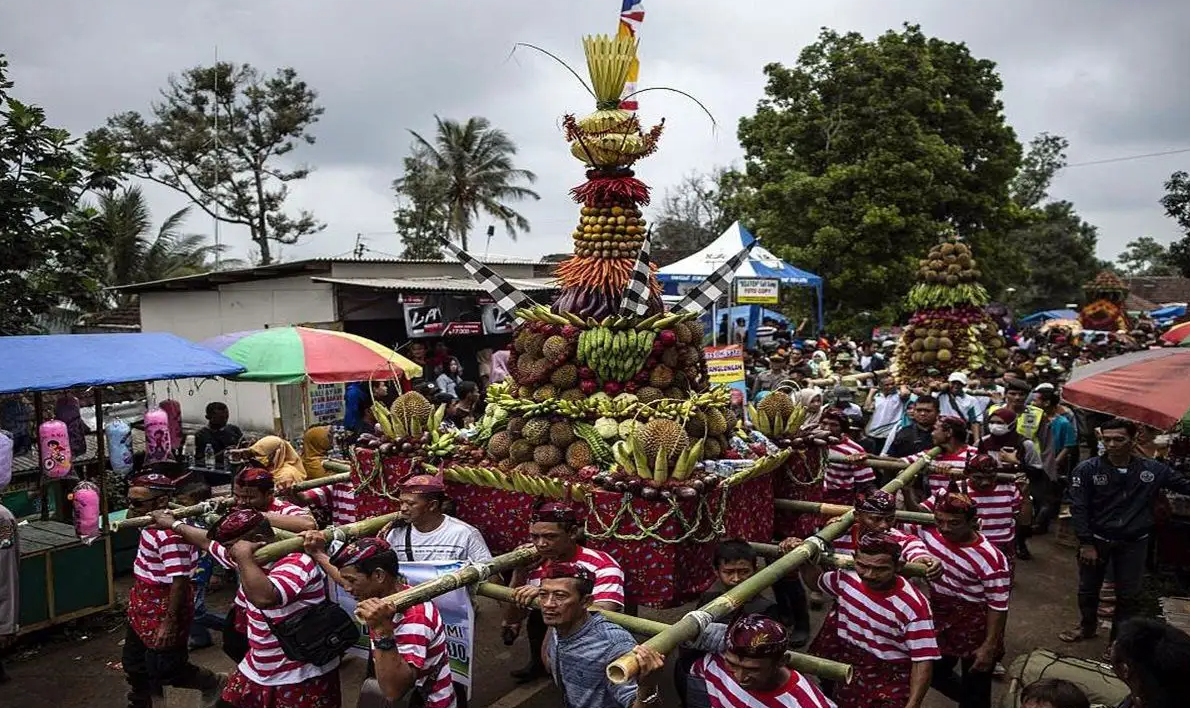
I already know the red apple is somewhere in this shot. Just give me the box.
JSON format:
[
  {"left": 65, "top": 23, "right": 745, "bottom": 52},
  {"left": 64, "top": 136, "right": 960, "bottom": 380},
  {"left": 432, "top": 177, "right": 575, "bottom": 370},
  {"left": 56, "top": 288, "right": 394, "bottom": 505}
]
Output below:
[{"left": 580, "top": 379, "right": 599, "bottom": 394}]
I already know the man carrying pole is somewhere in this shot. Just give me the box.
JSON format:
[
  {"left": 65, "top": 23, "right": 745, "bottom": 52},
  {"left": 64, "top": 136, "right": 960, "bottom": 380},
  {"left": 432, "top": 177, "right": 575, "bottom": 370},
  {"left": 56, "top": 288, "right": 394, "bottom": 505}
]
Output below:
[
  {"left": 906, "top": 417, "right": 977, "bottom": 495},
  {"left": 232, "top": 466, "right": 317, "bottom": 533},
  {"left": 799, "top": 489, "right": 941, "bottom": 576}
]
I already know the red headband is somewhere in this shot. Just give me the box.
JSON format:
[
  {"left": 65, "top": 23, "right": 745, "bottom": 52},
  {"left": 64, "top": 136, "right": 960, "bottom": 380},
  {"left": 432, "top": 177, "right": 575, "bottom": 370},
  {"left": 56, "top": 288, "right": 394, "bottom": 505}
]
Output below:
[
  {"left": 967, "top": 454, "right": 999, "bottom": 474},
  {"left": 855, "top": 489, "right": 896, "bottom": 516},
  {"left": 531, "top": 501, "right": 576, "bottom": 524},
  {"left": 331, "top": 537, "right": 392, "bottom": 569},
  {"left": 541, "top": 561, "right": 594, "bottom": 584},
  {"left": 235, "top": 467, "right": 274, "bottom": 489},
  {"left": 726, "top": 614, "right": 788, "bottom": 658},
  {"left": 402, "top": 473, "right": 446, "bottom": 494},
  {"left": 129, "top": 472, "right": 175, "bottom": 494},
  {"left": 857, "top": 531, "right": 903, "bottom": 562},
  {"left": 208, "top": 508, "right": 266, "bottom": 543},
  {"left": 935, "top": 490, "right": 978, "bottom": 519}
]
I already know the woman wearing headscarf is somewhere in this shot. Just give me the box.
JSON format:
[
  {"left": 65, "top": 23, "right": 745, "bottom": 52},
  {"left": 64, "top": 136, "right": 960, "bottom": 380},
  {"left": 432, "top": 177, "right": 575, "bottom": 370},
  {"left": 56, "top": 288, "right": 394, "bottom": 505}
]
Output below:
[
  {"left": 300, "top": 426, "right": 334, "bottom": 480},
  {"left": 236, "top": 435, "right": 305, "bottom": 489},
  {"left": 795, "top": 386, "right": 825, "bottom": 430}
]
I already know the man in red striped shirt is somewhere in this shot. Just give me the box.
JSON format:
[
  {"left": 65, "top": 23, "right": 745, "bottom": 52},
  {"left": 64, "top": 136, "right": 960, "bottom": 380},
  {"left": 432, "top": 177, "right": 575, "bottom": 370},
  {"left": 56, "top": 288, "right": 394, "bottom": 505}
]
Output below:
[
  {"left": 124, "top": 474, "right": 225, "bottom": 708},
  {"left": 504, "top": 501, "right": 625, "bottom": 683},
  {"left": 233, "top": 467, "right": 317, "bottom": 533},
  {"left": 820, "top": 409, "right": 876, "bottom": 506},
  {"left": 303, "top": 535, "right": 458, "bottom": 708},
  {"left": 904, "top": 417, "right": 978, "bottom": 495},
  {"left": 797, "top": 532, "right": 939, "bottom": 708},
  {"left": 918, "top": 491, "right": 1011, "bottom": 708},
  {"left": 293, "top": 478, "right": 358, "bottom": 527}
]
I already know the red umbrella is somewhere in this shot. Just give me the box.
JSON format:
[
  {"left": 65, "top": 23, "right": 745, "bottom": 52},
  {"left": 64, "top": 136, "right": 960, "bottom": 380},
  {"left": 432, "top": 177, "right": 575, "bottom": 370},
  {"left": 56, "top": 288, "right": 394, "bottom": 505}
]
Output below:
[
  {"left": 1160, "top": 321, "right": 1190, "bottom": 345},
  {"left": 1063, "top": 348, "right": 1190, "bottom": 430}
]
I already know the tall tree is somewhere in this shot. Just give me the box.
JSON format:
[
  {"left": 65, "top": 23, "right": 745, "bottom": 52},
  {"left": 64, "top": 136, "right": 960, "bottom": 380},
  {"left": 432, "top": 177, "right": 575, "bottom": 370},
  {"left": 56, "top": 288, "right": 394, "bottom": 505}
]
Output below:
[
  {"left": 398, "top": 116, "right": 539, "bottom": 251},
  {"left": 86, "top": 186, "right": 238, "bottom": 303},
  {"left": 1161, "top": 171, "right": 1190, "bottom": 275},
  {"left": 1116, "top": 235, "right": 1177, "bottom": 276},
  {"left": 88, "top": 62, "right": 324, "bottom": 265},
  {"left": 392, "top": 155, "right": 450, "bottom": 259},
  {"left": 651, "top": 167, "right": 745, "bottom": 257},
  {"left": 733, "top": 25, "right": 1024, "bottom": 331},
  {"left": 1011, "top": 132, "right": 1068, "bottom": 210},
  {"left": 0, "top": 55, "right": 119, "bottom": 334}
]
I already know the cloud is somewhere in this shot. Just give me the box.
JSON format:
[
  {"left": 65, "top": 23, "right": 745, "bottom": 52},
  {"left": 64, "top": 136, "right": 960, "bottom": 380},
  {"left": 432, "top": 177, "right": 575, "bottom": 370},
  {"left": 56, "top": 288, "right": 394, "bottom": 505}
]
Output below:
[{"left": 2, "top": 0, "right": 1188, "bottom": 266}]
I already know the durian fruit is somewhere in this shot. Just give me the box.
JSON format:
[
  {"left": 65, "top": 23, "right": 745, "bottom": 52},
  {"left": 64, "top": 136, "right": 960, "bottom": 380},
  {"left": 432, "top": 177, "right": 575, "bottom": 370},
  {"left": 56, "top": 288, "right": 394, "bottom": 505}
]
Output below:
[
  {"left": 509, "top": 439, "right": 535, "bottom": 463},
  {"left": 663, "top": 387, "right": 686, "bottom": 400},
  {"left": 566, "top": 440, "right": 594, "bottom": 469},
  {"left": 542, "top": 335, "right": 570, "bottom": 361},
  {"left": 704, "top": 437, "right": 722, "bottom": 459},
  {"left": 757, "top": 391, "right": 795, "bottom": 421},
  {"left": 683, "top": 319, "right": 704, "bottom": 342},
  {"left": 525, "top": 333, "right": 546, "bottom": 357},
  {"left": 533, "top": 385, "right": 557, "bottom": 403},
  {"left": 637, "top": 386, "right": 663, "bottom": 404},
  {"left": 551, "top": 364, "right": 579, "bottom": 389},
  {"left": 516, "top": 356, "right": 538, "bottom": 379},
  {"left": 497, "top": 458, "right": 516, "bottom": 473},
  {"left": 518, "top": 385, "right": 534, "bottom": 399},
  {"left": 685, "top": 412, "right": 707, "bottom": 438},
  {"left": 723, "top": 409, "right": 739, "bottom": 434},
  {"left": 390, "top": 391, "right": 433, "bottom": 425},
  {"left": 561, "top": 388, "right": 586, "bottom": 402},
  {"left": 534, "top": 444, "right": 564, "bottom": 468},
  {"left": 487, "top": 431, "right": 512, "bottom": 460},
  {"left": 648, "top": 365, "right": 675, "bottom": 389},
  {"left": 638, "top": 419, "right": 690, "bottom": 464},
  {"left": 549, "top": 464, "right": 576, "bottom": 478},
  {"left": 705, "top": 408, "right": 728, "bottom": 436},
  {"left": 507, "top": 417, "right": 526, "bottom": 436},
  {"left": 522, "top": 418, "right": 552, "bottom": 445},
  {"left": 674, "top": 323, "right": 694, "bottom": 344},
  {"left": 549, "top": 421, "right": 576, "bottom": 447},
  {"left": 661, "top": 348, "right": 680, "bottom": 368},
  {"left": 514, "top": 462, "right": 543, "bottom": 476}
]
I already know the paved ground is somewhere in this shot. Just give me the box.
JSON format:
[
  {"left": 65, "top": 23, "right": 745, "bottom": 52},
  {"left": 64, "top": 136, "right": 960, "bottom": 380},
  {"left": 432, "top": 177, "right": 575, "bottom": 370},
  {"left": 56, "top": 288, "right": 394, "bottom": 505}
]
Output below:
[{"left": 3, "top": 533, "right": 1115, "bottom": 708}]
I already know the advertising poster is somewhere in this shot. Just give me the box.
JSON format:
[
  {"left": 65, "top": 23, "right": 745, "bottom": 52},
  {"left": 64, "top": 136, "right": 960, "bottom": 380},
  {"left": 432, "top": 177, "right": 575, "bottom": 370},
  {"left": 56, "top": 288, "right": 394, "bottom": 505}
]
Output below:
[
  {"left": 403, "top": 295, "right": 484, "bottom": 337},
  {"left": 735, "top": 278, "right": 780, "bottom": 305},
  {"left": 704, "top": 344, "right": 748, "bottom": 404}
]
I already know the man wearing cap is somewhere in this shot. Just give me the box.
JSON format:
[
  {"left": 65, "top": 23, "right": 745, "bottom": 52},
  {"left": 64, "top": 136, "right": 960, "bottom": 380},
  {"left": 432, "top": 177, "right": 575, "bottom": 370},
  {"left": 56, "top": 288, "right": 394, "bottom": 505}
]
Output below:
[
  {"left": 641, "top": 614, "right": 834, "bottom": 708},
  {"left": 149, "top": 508, "right": 343, "bottom": 707},
  {"left": 382, "top": 474, "right": 491, "bottom": 565},
  {"left": 504, "top": 501, "right": 625, "bottom": 683},
  {"left": 302, "top": 535, "right": 459, "bottom": 708},
  {"left": 124, "top": 474, "right": 225, "bottom": 708},
  {"left": 938, "top": 372, "right": 981, "bottom": 441},
  {"left": 754, "top": 355, "right": 788, "bottom": 394},
  {"left": 232, "top": 465, "right": 317, "bottom": 533}
]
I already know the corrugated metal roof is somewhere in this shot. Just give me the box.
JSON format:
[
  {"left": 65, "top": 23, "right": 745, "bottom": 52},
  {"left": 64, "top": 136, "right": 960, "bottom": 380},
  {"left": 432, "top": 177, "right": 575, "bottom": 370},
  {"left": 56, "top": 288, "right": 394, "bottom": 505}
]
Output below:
[{"left": 313, "top": 276, "right": 560, "bottom": 293}]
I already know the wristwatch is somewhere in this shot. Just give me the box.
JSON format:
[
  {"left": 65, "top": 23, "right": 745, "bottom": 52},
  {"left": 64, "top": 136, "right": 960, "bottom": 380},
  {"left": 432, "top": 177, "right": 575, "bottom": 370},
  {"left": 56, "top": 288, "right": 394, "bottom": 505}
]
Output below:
[
  {"left": 374, "top": 635, "right": 397, "bottom": 652},
  {"left": 638, "top": 688, "right": 661, "bottom": 706},
  {"left": 171, "top": 520, "right": 185, "bottom": 532}
]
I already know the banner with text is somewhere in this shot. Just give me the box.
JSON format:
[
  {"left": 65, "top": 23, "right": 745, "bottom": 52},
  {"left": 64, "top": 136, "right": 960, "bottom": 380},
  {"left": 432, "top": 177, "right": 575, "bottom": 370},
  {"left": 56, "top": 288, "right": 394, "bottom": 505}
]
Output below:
[
  {"left": 704, "top": 344, "right": 748, "bottom": 403},
  {"left": 402, "top": 295, "right": 483, "bottom": 337},
  {"left": 735, "top": 278, "right": 780, "bottom": 305}
]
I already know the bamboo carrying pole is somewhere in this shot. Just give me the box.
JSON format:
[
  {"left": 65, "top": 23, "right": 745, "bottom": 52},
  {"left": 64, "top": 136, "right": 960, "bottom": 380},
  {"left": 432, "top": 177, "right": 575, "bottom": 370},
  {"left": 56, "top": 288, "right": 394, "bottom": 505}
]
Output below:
[
  {"left": 475, "top": 582, "right": 854, "bottom": 684},
  {"left": 322, "top": 460, "right": 351, "bottom": 475},
  {"left": 114, "top": 498, "right": 232, "bottom": 531},
  {"left": 605, "top": 446, "right": 943, "bottom": 684},
  {"left": 748, "top": 542, "right": 929, "bottom": 578},
  {"left": 806, "top": 369, "right": 885, "bottom": 388},
  {"left": 364, "top": 546, "right": 540, "bottom": 618},
  {"left": 289, "top": 471, "right": 351, "bottom": 492},
  {"left": 252, "top": 511, "right": 404, "bottom": 564},
  {"left": 773, "top": 499, "right": 936, "bottom": 526},
  {"left": 831, "top": 453, "right": 1016, "bottom": 482}
]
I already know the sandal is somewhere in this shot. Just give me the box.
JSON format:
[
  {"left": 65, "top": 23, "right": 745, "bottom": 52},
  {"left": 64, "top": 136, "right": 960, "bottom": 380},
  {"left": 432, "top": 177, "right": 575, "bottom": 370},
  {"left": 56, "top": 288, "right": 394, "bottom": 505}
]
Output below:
[{"left": 1058, "top": 627, "right": 1097, "bottom": 643}]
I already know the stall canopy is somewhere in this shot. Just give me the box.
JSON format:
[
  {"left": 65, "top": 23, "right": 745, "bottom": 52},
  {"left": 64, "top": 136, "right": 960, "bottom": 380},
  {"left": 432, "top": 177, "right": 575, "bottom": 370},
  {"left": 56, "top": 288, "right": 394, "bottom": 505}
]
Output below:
[
  {"left": 1149, "top": 303, "right": 1187, "bottom": 324},
  {"left": 1019, "top": 309, "right": 1079, "bottom": 325},
  {"left": 657, "top": 222, "right": 824, "bottom": 329},
  {"left": 0, "top": 333, "right": 246, "bottom": 394}
]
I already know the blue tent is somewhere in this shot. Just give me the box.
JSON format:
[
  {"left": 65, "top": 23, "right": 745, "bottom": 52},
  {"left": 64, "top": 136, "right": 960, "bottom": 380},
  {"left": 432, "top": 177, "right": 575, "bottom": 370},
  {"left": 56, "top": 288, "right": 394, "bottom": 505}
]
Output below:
[
  {"left": 1019, "top": 309, "right": 1079, "bottom": 325},
  {"left": 0, "top": 333, "right": 246, "bottom": 393},
  {"left": 1149, "top": 304, "right": 1186, "bottom": 324}
]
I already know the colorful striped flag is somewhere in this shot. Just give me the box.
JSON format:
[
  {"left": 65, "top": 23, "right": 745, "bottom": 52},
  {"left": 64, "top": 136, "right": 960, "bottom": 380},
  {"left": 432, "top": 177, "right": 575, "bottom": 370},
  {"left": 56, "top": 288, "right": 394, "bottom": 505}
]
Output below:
[{"left": 618, "top": 1, "right": 645, "bottom": 111}]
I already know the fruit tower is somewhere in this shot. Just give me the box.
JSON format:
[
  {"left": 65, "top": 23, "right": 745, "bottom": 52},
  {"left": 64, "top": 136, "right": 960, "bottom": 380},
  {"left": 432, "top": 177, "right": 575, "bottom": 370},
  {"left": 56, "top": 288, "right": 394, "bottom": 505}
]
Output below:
[
  {"left": 892, "top": 232, "right": 1009, "bottom": 380},
  {"left": 1079, "top": 270, "right": 1131, "bottom": 332}
]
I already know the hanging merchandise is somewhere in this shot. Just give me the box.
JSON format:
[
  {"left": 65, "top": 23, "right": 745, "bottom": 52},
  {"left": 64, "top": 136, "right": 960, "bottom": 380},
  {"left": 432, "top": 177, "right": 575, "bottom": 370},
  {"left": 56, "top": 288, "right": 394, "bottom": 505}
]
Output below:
[
  {"left": 71, "top": 480, "right": 102, "bottom": 544},
  {"left": 55, "top": 393, "right": 88, "bottom": 457},
  {"left": 159, "top": 399, "right": 183, "bottom": 452},
  {"left": 39, "top": 419, "right": 73, "bottom": 478},
  {"left": 144, "top": 408, "right": 172, "bottom": 464},
  {"left": 0, "top": 429, "right": 12, "bottom": 490},
  {"left": 106, "top": 418, "right": 134, "bottom": 475}
]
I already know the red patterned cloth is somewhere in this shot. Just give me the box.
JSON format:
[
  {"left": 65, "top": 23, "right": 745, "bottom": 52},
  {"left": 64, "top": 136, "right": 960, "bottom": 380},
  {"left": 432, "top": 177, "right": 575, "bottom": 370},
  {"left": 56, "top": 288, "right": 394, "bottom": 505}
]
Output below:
[
  {"left": 931, "top": 592, "right": 993, "bottom": 659},
  {"left": 827, "top": 632, "right": 913, "bottom": 708},
  {"left": 220, "top": 667, "right": 341, "bottom": 708},
  {"left": 351, "top": 450, "right": 417, "bottom": 519},
  {"left": 446, "top": 483, "right": 539, "bottom": 556},
  {"left": 127, "top": 580, "right": 194, "bottom": 649},
  {"left": 722, "top": 474, "right": 774, "bottom": 542},
  {"left": 774, "top": 452, "right": 825, "bottom": 539}
]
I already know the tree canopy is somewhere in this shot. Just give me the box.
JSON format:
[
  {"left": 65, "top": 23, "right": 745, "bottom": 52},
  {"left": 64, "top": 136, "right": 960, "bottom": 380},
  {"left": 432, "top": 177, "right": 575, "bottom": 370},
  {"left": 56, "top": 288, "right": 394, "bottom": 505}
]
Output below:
[
  {"left": 395, "top": 116, "right": 539, "bottom": 251},
  {"left": 733, "top": 24, "right": 1024, "bottom": 331},
  {"left": 0, "top": 56, "right": 120, "bottom": 334},
  {"left": 1116, "top": 235, "right": 1177, "bottom": 277},
  {"left": 88, "top": 62, "right": 324, "bottom": 265},
  {"left": 650, "top": 167, "right": 744, "bottom": 258},
  {"left": 393, "top": 155, "right": 451, "bottom": 260},
  {"left": 1161, "top": 171, "right": 1190, "bottom": 276}
]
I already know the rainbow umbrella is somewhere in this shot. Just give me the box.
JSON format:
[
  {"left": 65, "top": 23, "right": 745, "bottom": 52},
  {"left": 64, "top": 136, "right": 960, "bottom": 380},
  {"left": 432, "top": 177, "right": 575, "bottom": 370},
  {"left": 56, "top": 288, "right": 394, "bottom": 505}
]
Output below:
[
  {"left": 200, "top": 327, "right": 422, "bottom": 384},
  {"left": 1160, "top": 321, "right": 1190, "bottom": 345}
]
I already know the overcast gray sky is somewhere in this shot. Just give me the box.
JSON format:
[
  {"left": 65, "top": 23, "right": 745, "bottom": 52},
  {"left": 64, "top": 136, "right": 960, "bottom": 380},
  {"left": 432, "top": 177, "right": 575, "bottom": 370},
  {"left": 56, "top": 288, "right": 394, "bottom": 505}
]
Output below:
[{"left": 3, "top": 0, "right": 1188, "bottom": 266}]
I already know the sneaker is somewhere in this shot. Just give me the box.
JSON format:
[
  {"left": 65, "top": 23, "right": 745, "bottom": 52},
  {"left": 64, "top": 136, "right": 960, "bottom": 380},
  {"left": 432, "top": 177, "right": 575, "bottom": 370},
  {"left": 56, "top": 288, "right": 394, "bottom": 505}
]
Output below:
[{"left": 201, "top": 673, "right": 227, "bottom": 708}]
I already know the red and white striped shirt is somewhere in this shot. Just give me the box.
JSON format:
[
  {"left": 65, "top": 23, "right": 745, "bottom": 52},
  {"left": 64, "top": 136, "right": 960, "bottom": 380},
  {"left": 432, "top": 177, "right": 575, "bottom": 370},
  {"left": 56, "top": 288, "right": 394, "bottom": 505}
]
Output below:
[
  {"left": 921, "top": 484, "right": 1021, "bottom": 545},
  {"left": 302, "top": 481, "right": 359, "bottom": 526},
  {"left": 240, "top": 552, "right": 338, "bottom": 685},
  {"left": 918, "top": 528, "right": 1012, "bottom": 611},
  {"left": 373, "top": 600, "right": 456, "bottom": 708},
  {"left": 268, "top": 497, "right": 314, "bottom": 519},
  {"left": 832, "top": 526, "right": 931, "bottom": 563},
  {"left": 907, "top": 445, "right": 979, "bottom": 495},
  {"left": 527, "top": 546, "right": 625, "bottom": 610},
  {"left": 133, "top": 528, "right": 198, "bottom": 585},
  {"left": 823, "top": 437, "right": 876, "bottom": 492},
  {"left": 817, "top": 570, "right": 940, "bottom": 662},
  {"left": 208, "top": 539, "right": 250, "bottom": 612},
  {"left": 692, "top": 653, "right": 836, "bottom": 708}
]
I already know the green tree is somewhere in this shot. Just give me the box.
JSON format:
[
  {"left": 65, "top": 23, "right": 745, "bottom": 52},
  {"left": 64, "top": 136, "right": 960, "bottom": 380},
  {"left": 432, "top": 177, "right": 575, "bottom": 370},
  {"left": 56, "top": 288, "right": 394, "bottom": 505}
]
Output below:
[
  {"left": 733, "top": 24, "right": 1024, "bottom": 331},
  {"left": 651, "top": 167, "right": 746, "bottom": 256},
  {"left": 1116, "top": 235, "right": 1177, "bottom": 276},
  {"left": 1161, "top": 171, "right": 1190, "bottom": 275},
  {"left": 0, "top": 56, "right": 120, "bottom": 334},
  {"left": 86, "top": 186, "right": 239, "bottom": 303},
  {"left": 392, "top": 155, "right": 451, "bottom": 260},
  {"left": 399, "top": 116, "right": 540, "bottom": 251},
  {"left": 88, "top": 62, "right": 325, "bottom": 265}
]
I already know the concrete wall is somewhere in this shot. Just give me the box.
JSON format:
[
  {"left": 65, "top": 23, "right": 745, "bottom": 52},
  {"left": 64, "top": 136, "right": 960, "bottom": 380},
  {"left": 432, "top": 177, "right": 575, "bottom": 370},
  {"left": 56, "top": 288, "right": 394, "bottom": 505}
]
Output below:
[{"left": 138, "top": 276, "right": 336, "bottom": 432}]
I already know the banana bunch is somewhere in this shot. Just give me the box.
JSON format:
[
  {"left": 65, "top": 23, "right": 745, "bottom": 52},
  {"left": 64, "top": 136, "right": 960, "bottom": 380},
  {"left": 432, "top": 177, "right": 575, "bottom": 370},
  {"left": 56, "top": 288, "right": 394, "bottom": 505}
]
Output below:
[
  {"left": 445, "top": 465, "right": 587, "bottom": 501},
  {"left": 640, "top": 398, "right": 696, "bottom": 419},
  {"left": 616, "top": 432, "right": 704, "bottom": 484},
  {"left": 446, "top": 465, "right": 510, "bottom": 490},
  {"left": 577, "top": 327, "right": 656, "bottom": 382},
  {"left": 425, "top": 427, "right": 457, "bottom": 458},
  {"left": 632, "top": 311, "right": 699, "bottom": 331},
  {"left": 693, "top": 387, "right": 732, "bottom": 408},
  {"left": 745, "top": 402, "right": 809, "bottom": 439},
  {"left": 590, "top": 395, "right": 638, "bottom": 419},
  {"left": 556, "top": 398, "right": 596, "bottom": 418},
  {"left": 719, "top": 449, "right": 792, "bottom": 488},
  {"left": 514, "top": 304, "right": 586, "bottom": 326}
]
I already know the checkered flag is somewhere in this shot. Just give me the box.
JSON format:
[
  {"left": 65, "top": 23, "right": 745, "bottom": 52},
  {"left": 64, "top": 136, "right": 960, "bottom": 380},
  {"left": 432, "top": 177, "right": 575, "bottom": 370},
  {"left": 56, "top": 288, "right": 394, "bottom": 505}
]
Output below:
[
  {"left": 672, "top": 239, "right": 759, "bottom": 314},
  {"left": 439, "top": 238, "right": 539, "bottom": 320},
  {"left": 618, "top": 231, "right": 654, "bottom": 317}
]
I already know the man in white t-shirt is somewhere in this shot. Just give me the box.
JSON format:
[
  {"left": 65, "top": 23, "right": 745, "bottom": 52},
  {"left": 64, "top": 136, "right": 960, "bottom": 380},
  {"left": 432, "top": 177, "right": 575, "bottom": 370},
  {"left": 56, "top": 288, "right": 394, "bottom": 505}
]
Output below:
[
  {"left": 938, "top": 371, "right": 982, "bottom": 441},
  {"left": 382, "top": 473, "right": 492, "bottom": 565}
]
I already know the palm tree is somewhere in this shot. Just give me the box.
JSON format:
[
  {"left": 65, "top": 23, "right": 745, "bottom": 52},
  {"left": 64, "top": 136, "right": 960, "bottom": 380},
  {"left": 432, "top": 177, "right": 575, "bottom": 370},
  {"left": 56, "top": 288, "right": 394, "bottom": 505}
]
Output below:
[
  {"left": 397, "top": 116, "right": 540, "bottom": 250},
  {"left": 87, "top": 186, "right": 241, "bottom": 303}
]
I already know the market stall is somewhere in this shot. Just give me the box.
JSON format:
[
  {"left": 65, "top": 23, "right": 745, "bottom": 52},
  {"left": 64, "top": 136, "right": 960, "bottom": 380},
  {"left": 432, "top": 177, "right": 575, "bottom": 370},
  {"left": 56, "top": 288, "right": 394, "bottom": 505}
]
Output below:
[{"left": 0, "top": 333, "right": 244, "bottom": 634}]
